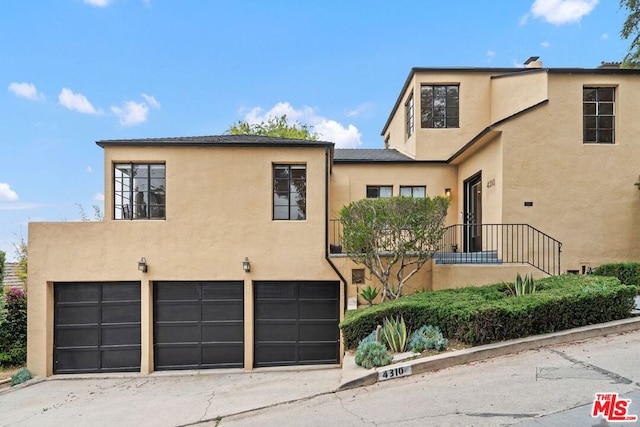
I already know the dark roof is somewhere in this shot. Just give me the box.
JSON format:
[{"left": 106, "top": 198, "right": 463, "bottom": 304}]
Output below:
[
  {"left": 1, "top": 262, "right": 23, "bottom": 290},
  {"left": 97, "top": 134, "right": 334, "bottom": 148},
  {"left": 334, "top": 149, "right": 415, "bottom": 163}
]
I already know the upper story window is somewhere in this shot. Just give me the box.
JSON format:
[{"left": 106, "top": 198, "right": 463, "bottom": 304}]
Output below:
[
  {"left": 366, "top": 185, "right": 393, "bottom": 198},
  {"left": 114, "top": 163, "right": 166, "bottom": 220},
  {"left": 405, "top": 92, "right": 414, "bottom": 138},
  {"left": 400, "top": 186, "right": 426, "bottom": 198},
  {"left": 421, "top": 84, "right": 459, "bottom": 128},
  {"left": 273, "top": 164, "right": 306, "bottom": 220},
  {"left": 583, "top": 87, "right": 615, "bottom": 144}
]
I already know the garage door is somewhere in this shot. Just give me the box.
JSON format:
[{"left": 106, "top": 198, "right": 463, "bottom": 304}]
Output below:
[
  {"left": 54, "top": 282, "right": 141, "bottom": 374},
  {"left": 254, "top": 281, "right": 339, "bottom": 367},
  {"left": 154, "top": 281, "right": 244, "bottom": 370}
]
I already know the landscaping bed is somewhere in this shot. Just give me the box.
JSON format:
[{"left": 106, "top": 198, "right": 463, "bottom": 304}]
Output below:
[{"left": 340, "top": 274, "right": 638, "bottom": 349}]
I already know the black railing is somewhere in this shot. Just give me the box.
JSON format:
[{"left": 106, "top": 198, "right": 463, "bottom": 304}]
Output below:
[
  {"left": 436, "top": 224, "right": 562, "bottom": 276},
  {"left": 329, "top": 219, "right": 343, "bottom": 254}
]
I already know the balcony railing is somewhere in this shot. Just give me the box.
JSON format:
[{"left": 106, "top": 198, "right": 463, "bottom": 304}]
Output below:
[{"left": 329, "top": 220, "right": 562, "bottom": 276}]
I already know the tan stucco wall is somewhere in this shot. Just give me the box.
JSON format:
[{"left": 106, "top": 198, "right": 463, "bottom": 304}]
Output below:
[
  {"left": 490, "top": 70, "right": 548, "bottom": 123},
  {"left": 499, "top": 73, "right": 640, "bottom": 271},
  {"left": 28, "top": 145, "right": 344, "bottom": 377},
  {"left": 432, "top": 263, "right": 545, "bottom": 290}
]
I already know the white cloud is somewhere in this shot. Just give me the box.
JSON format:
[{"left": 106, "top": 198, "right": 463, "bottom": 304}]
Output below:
[
  {"left": 93, "top": 193, "right": 105, "bottom": 202},
  {"left": 345, "top": 102, "right": 375, "bottom": 118},
  {"left": 520, "top": 13, "right": 531, "bottom": 26},
  {"left": 85, "top": 166, "right": 93, "bottom": 173},
  {"left": 0, "top": 183, "right": 18, "bottom": 202},
  {"left": 241, "top": 102, "right": 363, "bottom": 148},
  {"left": 8, "top": 82, "right": 44, "bottom": 100},
  {"left": 59, "top": 88, "right": 101, "bottom": 115},
  {"left": 530, "top": 0, "right": 598, "bottom": 25},
  {"left": 487, "top": 50, "right": 496, "bottom": 57},
  {"left": 601, "top": 33, "right": 609, "bottom": 39},
  {"left": 111, "top": 94, "right": 160, "bottom": 126},
  {"left": 83, "top": 0, "right": 111, "bottom": 7},
  {"left": 0, "top": 202, "right": 48, "bottom": 211},
  {"left": 541, "top": 41, "right": 551, "bottom": 47}
]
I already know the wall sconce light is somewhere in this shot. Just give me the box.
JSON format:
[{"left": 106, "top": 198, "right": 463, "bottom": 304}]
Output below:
[
  {"left": 445, "top": 188, "right": 452, "bottom": 198},
  {"left": 242, "top": 257, "right": 251, "bottom": 273},
  {"left": 138, "top": 257, "right": 148, "bottom": 273}
]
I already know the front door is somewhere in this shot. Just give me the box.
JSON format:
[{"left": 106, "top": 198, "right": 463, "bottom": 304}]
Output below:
[{"left": 464, "top": 173, "right": 482, "bottom": 252}]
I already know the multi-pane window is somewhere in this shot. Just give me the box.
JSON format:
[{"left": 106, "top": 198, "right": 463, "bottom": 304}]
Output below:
[
  {"left": 366, "top": 186, "right": 393, "bottom": 198},
  {"left": 273, "top": 164, "right": 306, "bottom": 220},
  {"left": 421, "top": 84, "right": 459, "bottom": 128},
  {"left": 583, "top": 87, "right": 615, "bottom": 144},
  {"left": 405, "top": 93, "right": 414, "bottom": 138},
  {"left": 399, "top": 186, "right": 426, "bottom": 198},
  {"left": 114, "top": 163, "right": 166, "bottom": 220}
]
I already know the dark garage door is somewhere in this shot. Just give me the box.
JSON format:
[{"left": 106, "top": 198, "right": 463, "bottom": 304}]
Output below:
[
  {"left": 254, "top": 281, "right": 339, "bottom": 367},
  {"left": 154, "top": 281, "right": 244, "bottom": 370},
  {"left": 54, "top": 282, "right": 141, "bottom": 374}
]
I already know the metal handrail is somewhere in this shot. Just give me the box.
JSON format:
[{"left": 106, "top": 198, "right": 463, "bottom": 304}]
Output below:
[{"left": 436, "top": 224, "right": 562, "bottom": 276}]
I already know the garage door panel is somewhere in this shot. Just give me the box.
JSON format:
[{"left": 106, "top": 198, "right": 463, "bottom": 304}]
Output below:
[
  {"left": 102, "top": 325, "right": 142, "bottom": 346},
  {"left": 102, "top": 302, "right": 141, "bottom": 323},
  {"left": 202, "top": 301, "right": 243, "bottom": 320},
  {"left": 299, "top": 301, "right": 339, "bottom": 319},
  {"left": 155, "top": 302, "right": 200, "bottom": 322},
  {"left": 299, "top": 322, "right": 339, "bottom": 341},
  {"left": 254, "top": 281, "right": 339, "bottom": 367},
  {"left": 56, "top": 327, "right": 99, "bottom": 347},
  {"left": 154, "top": 281, "right": 244, "bottom": 370},
  {"left": 255, "top": 301, "right": 298, "bottom": 319},
  {"left": 202, "top": 322, "right": 244, "bottom": 342},
  {"left": 54, "top": 282, "right": 141, "bottom": 374}
]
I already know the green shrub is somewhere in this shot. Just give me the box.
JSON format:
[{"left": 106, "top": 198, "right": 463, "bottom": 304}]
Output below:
[
  {"left": 359, "top": 285, "right": 379, "bottom": 306},
  {"left": 10, "top": 367, "right": 32, "bottom": 386},
  {"left": 0, "top": 287, "right": 27, "bottom": 367},
  {"left": 354, "top": 341, "right": 392, "bottom": 369},
  {"left": 408, "top": 325, "right": 448, "bottom": 352},
  {"left": 340, "top": 275, "right": 637, "bottom": 348},
  {"left": 594, "top": 263, "right": 640, "bottom": 289},
  {"left": 381, "top": 315, "right": 408, "bottom": 353}
]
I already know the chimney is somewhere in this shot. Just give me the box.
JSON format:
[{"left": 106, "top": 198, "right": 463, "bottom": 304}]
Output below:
[{"left": 524, "top": 56, "right": 543, "bottom": 68}]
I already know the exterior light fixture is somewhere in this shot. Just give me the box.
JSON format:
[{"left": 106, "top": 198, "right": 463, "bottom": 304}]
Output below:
[
  {"left": 242, "top": 257, "right": 251, "bottom": 273},
  {"left": 138, "top": 257, "right": 148, "bottom": 273},
  {"left": 445, "top": 188, "right": 452, "bottom": 198}
]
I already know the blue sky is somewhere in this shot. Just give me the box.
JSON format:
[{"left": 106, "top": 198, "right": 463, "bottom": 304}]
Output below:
[{"left": 0, "top": 0, "right": 631, "bottom": 259}]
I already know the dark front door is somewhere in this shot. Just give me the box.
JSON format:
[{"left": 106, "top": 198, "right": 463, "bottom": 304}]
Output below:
[
  {"left": 254, "top": 281, "right": 339, "bottom": 368},
  {"left": 464, "top": 173, "right": 483, "bottom": 252},
  {"left": 154, "top": 281, "right": 244, "bottom": 370},
  {"left": 54, "top": 282, "right": 141, "bottom": 374}
]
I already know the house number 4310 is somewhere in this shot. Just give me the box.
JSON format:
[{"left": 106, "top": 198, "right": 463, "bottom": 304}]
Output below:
[{"left": 378, "top": 365, "right": 412, "bottom": 381}]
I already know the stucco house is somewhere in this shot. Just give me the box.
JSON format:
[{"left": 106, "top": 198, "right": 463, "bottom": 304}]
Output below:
[{"left": 28, "top": 58, "right": 640, "bottom": 377}]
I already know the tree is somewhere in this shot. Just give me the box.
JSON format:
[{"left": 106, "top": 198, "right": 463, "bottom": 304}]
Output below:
[
  {"left": 620, "top": 0, "right": 640, "bottom": 67},
  {"left": 0, "top": 250, "right": 5, "bottom": 286},
  {"left": 339, "top": 196, "right": 449, "bottom": 301},
  {"left": 13, "top": 237, "right": 27, "bottom": 291},
  {"left": 226, "top": 114, "right": 319, "bottom": 140}
]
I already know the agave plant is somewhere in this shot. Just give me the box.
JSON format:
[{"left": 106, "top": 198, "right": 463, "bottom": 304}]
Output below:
[
  {"left": 359, "top": 285, "right": 379, "bottom": 306},
  {"left": 506, "top": 273, "right": 536, "bottom": 296},
  {"left": 382, "top": 315, "right": 408, "bottom": 353}
]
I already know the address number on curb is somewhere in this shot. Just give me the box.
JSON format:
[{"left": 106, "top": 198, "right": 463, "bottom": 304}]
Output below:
[{"left": 378, "top": 365, "right": 412, "bottom": 381}]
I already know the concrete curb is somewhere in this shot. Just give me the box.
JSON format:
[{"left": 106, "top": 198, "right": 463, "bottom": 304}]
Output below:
[{"left": 337, "top": 316, "right": 640, "bottom": 391}]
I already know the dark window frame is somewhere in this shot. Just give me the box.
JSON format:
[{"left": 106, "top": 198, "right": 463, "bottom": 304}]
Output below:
[
  {"left": 420, "top": 84, "right": 460, "bottom": 129},
  {"left": 114, "top": 163, "right": 166, "bottom": 220},
  {"left": 405, "top": 92, "right": 414, "bottom": 138},
  {"left": 366, "top": 185, "right": 393, "bottom": 198},
  {"left": 399, "top": 185, "right": 426, "bottom": 198},
  {"left": 583, "top": 86, "right": 615, "bottom": 144},
  {"left": 273, "top": 164, "right": 307, "bottom": 221}
]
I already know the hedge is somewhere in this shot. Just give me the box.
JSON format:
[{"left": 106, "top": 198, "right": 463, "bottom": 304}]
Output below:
[
  {"left": 594, "top": 262, "right": 640, "bottom": 288},
  {"left": 340, "top": 275, "right": 637, "bottom": 349}
]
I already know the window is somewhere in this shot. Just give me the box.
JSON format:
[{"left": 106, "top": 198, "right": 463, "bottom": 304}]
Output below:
[
  {"left": 421, "top": 84, "right": 459, "bottom": 128},
  {"left": 273, "top": 164, "right": 306, "bottom": 220},
  {"left": 583, "top": 87, "right": 615, "bottom": 143},
  {"left": 366, "top": 186, "right": 393, "bottom": 198},
  {"left": 399, "top": 186, "right": 426, "bottom": 198},
  {"left": 405, "top": 92, "right": 414, "bottom": 138},
  {"left": 352, "top": 269, "right": 365, "bottom": 285},
  {"left": 114, "top": 163, "right": 166, "bottom": 220}
]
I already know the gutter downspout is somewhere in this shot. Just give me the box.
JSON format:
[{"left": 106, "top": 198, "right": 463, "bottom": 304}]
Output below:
[{"left": 324, "top": 146, "right": 348, "bottom": 312}]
